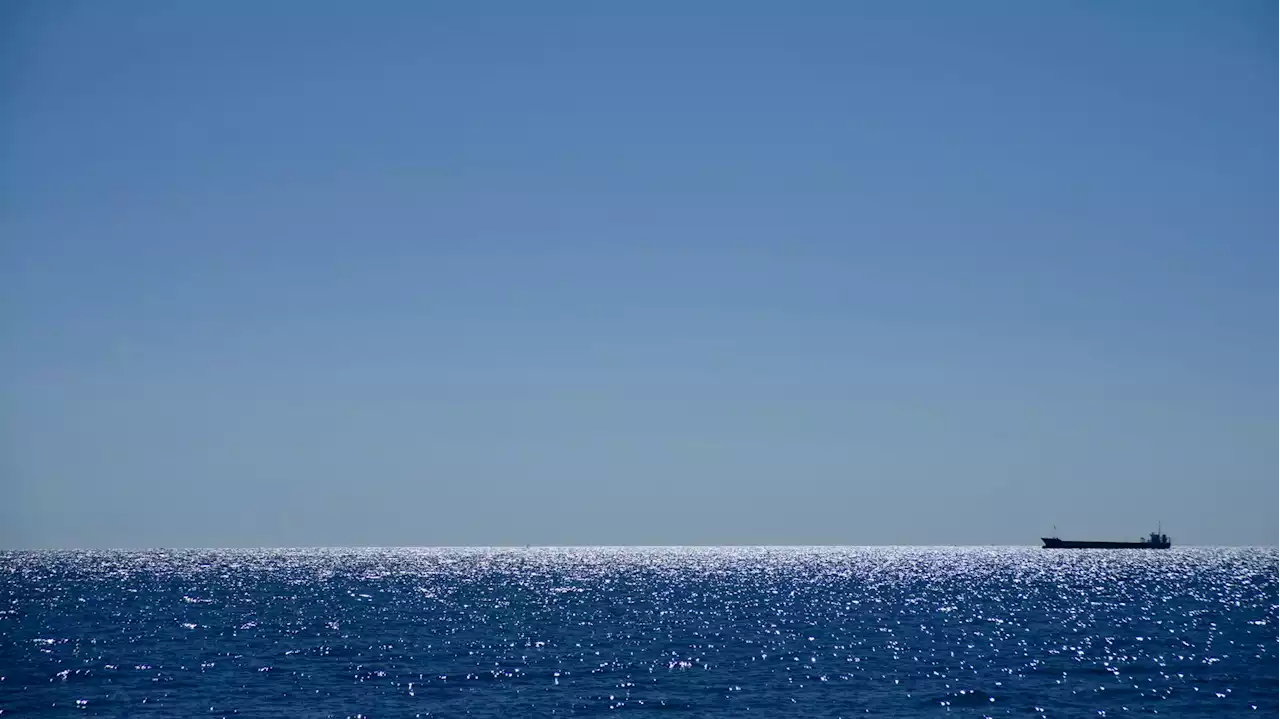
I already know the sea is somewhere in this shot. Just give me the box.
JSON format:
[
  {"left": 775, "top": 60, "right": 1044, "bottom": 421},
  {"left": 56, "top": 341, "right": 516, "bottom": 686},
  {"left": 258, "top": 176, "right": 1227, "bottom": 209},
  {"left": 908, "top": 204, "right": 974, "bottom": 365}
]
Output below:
[{"left": 0, "top": 547, "right": 1275, "bottom": 718}]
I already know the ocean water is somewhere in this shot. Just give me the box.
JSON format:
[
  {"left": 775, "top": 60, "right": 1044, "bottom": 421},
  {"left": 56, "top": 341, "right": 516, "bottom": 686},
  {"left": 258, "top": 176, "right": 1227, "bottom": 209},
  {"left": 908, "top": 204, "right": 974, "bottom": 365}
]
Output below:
[{"left": 0, "top": 547, "right": 1275, "bottom": 718}]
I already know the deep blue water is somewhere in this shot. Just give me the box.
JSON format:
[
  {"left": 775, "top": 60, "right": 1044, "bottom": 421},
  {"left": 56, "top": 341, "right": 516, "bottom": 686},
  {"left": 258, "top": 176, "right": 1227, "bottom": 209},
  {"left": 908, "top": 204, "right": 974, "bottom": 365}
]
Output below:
[{"left": 0, "top": 547, "right": 1275, "bottom": 718}]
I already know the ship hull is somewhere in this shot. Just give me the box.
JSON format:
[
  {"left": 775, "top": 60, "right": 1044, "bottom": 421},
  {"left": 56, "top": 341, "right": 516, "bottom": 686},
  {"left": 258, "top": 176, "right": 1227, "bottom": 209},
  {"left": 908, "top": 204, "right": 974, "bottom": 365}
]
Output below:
[{"left": 1041, "top": 538, "right": 1171, "bottom": 549}]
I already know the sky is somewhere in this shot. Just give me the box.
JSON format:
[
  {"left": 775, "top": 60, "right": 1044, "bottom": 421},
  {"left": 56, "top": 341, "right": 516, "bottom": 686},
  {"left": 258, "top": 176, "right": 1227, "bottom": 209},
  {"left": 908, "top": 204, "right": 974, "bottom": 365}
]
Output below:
[{"left": 1, "top": 1, "right": 1275, "bottom": 548}]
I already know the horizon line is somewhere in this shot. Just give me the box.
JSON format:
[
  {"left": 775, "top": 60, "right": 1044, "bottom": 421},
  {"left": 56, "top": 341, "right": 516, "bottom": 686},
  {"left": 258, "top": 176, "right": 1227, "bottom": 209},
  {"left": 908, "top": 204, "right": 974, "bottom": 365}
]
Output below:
[{"left": 2, "top": 544, "right": 1273, "bottom": 551}]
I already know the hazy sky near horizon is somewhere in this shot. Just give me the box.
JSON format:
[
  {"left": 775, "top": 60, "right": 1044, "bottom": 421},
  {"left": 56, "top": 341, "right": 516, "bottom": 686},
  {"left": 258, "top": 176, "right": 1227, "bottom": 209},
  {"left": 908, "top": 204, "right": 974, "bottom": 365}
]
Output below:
[{"left": 3, "top": 1, "right": 1275, "bottom": 548}]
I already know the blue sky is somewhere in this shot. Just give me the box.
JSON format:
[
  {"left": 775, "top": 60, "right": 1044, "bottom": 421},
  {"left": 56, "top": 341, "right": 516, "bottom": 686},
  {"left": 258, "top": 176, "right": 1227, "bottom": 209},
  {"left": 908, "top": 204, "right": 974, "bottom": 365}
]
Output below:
[{"left": 2, "top": 1, "right": 1275, "bottom": 547}]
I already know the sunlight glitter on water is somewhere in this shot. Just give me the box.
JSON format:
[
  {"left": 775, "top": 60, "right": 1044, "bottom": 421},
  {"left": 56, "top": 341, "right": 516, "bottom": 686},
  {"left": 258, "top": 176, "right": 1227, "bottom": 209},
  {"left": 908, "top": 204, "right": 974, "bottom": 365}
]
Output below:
[{"left": 0, "top": 547, "right": 1275, "bottom": 717}]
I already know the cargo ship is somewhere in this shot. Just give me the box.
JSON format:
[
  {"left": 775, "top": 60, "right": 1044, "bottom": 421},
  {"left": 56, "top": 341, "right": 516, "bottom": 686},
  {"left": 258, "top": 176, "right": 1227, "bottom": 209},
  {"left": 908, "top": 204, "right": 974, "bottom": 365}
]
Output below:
[{"left": 1041, "top": 527, "right": 1171, "bottom": 549}]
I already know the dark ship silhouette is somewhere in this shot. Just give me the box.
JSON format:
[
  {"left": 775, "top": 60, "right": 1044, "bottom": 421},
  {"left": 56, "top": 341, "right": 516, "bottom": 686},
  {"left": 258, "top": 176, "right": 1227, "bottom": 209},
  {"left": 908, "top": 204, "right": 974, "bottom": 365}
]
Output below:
[{"left": 1041, "top": 526, "right": 1171, "bottom": 549}]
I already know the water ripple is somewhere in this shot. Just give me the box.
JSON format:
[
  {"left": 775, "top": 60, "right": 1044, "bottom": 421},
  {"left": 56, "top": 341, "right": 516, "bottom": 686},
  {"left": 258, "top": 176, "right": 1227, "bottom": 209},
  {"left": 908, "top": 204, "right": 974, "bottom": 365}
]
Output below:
[{"left": 0, "top": 547, "right": 1274, "bottom": 717}]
